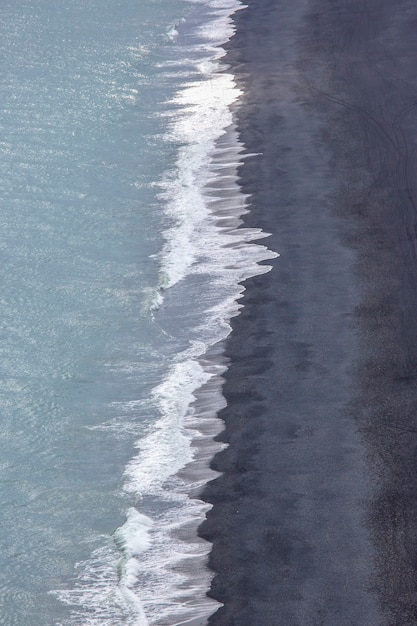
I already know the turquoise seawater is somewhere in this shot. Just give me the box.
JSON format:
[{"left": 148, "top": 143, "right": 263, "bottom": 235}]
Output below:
[{"left": 0, "top": 1, "right": 276, "bottom": 624}]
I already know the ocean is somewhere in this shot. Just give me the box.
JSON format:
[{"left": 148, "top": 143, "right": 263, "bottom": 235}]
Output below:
[{"left": 0, "top": 0, "right": 276, "bottom": 624}]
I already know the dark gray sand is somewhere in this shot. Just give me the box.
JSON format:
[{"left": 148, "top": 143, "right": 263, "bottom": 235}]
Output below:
[{"left": 199, "top": 1, "right": 417, "bottom": 624}]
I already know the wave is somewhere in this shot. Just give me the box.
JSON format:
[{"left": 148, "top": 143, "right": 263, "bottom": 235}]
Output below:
[{"left": 54, "top": 0, "right": 277, "bottom": 624}]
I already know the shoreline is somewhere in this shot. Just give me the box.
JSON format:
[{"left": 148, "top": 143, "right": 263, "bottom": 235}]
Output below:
[{"left": 200, "top": 0, "right": 417, "bottom": 624}]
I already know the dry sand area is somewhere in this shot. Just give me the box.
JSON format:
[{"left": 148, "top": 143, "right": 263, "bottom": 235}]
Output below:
[{"left": 199, "top": 1, "right": 417, "bottom": 624}]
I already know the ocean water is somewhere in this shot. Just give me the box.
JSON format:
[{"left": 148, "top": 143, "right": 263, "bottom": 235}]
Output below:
[{"left": 0, "top": 0, "right": 276, "bottom": 624}]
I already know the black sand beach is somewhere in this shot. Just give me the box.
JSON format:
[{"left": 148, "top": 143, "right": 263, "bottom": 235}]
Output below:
[{"left": 199, "top": 1, "right": 417, "bottom": 624}]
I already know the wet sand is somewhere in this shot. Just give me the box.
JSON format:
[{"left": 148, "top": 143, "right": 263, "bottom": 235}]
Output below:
[{"left": 199, "top": 1, "right": 417, "bottom": 624}]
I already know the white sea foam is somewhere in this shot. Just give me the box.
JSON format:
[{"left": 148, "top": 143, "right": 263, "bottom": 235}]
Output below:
[
  {"left": 117, "top": 0, "right": 278, "bottom": 622},
  {"left": 56, "top": 540, "right": 150, "bottom": 626},
  {"left": 158, "top": 70, "right": 242, "bottom": 290},
  {"left": 114, "top": 509, "right": 153, "bottom": 588},
  {"left": 123, "top": 345, "right": 211, "bottom": 495}
]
